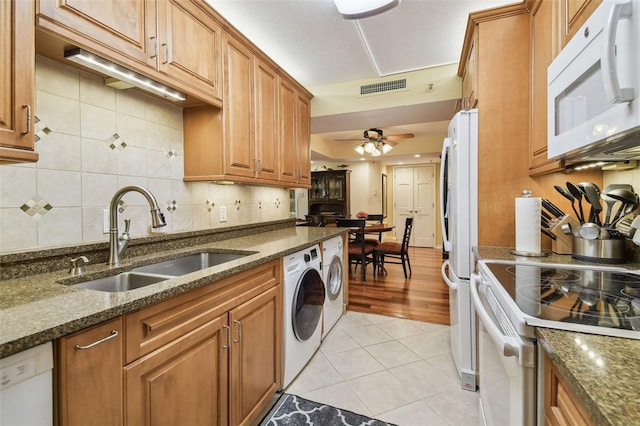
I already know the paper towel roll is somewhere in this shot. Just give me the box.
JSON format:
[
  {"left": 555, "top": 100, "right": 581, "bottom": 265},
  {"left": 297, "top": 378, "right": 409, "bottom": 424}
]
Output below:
[{"left": 515, "top": 192, "right": 541, "bottom": 254}]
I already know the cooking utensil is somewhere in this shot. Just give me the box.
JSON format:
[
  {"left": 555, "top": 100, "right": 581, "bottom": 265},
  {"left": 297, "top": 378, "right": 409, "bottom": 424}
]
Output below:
[
  {"left": 541, "top": 209, "right": 553, "bottom": 222},
  {"left": 579, "top": 182, "right": 602, "bottom": 225},
  {"left": 553, "top": 185, "right": 581, "bottom": 220},
  {"left": 578, "top": 222, "right": 600, "bottom": 240},
  {"left": 566, "top": 182, "right": 585, "bottom": 223},
  {"left": 606, "top": 189, "right": 637, "bottom": 226},
  {"left": 560, "top": 223, "right": 573, "bottom": 235}
]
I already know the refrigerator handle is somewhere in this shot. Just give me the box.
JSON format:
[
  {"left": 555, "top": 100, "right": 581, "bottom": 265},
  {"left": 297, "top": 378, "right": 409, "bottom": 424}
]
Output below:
[
  {"left": 440, "top": 260, "right": 457, "bottom": 290},
  {"left": 440, "top": 138, "right": 452, "bottom": 252}
]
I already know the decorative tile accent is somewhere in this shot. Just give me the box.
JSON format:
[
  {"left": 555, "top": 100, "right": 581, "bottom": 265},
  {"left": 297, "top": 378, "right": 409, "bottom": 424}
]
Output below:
[
  {"left": 20, "top": 196, "right": 53, "bottom": 220},
  {"left": 33, "top": 116, "right": 52, "bottom": 143},
  {"left": 106, "top": 133, "right": 127, "bottom": 151},
  {"left": 258, "top": 201, "right": 263, "bottom": 210},
  {"left": 166, "top": 200, "right": 178, "bottom": 213},
  {"left": 205, "top": 199, "right": 215, "bottom": 212},
  {"left": 275, "top": 198, "right": 281, "bottom": 208},
  {"left": 166, "top": 148, "right": 177, "bottom": 160},
  {"left": 235, "top": 200, "right": 241, "bottom": 210}
]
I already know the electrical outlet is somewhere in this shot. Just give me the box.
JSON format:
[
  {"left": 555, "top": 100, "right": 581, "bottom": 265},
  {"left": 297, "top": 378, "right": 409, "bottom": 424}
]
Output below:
[
  {"left": 103, "top": 209, "right": 110, "bottom": 234},
  {"left": 219, "top": 206, "right": 227, "bottom": 222}
]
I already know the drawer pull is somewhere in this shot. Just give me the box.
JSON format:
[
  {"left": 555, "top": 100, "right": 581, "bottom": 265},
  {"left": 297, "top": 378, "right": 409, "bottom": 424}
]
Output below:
[
  {"left": 75, "top": 330, "right": 118, "bottom": 350},
  {"left": 233, "top": 320, "right": 242, "bottom": 343},
  {"left": 223, "top": 324, "right": 231, "bottom": 349}
]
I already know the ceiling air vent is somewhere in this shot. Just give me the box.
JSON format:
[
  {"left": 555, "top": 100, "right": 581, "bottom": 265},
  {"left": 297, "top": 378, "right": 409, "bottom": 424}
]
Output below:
[{"left": 360, "top": 79, "right": 406, "bottom": 95}]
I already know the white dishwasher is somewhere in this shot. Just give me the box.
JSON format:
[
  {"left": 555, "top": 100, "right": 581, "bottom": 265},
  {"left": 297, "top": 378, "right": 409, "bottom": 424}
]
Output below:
[{"left": 0, "top": 342, "right": 53, "bottom": 426}]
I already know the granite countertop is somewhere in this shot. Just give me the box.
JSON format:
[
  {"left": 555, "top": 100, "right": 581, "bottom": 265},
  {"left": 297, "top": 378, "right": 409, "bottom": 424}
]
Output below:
[
  {"left": 0, "top": 225, "right": 345, "bottom": 358},
  {"left": 475, "top": 246, "right": 640, "bottom": 425},
  {"left": 537, "top": 328, "right": 640, "bottom": 426}
]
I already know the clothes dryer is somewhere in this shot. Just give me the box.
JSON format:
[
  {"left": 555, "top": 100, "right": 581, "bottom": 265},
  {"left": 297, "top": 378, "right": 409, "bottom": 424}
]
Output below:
[
  {"left": 282, "top": 245, "right": 324, "bottom": 388},
  {"left": 322, "top": 236, "right": 344, "bottom": 339}
]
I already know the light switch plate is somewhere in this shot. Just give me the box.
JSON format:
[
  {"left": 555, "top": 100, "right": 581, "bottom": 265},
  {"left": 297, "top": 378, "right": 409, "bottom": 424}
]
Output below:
[
  {"left": 103, "top": 209, "right": 109, "bottom": 234},
  {"left": 219, "top": 206, "right": 227, "bottom": 222}
]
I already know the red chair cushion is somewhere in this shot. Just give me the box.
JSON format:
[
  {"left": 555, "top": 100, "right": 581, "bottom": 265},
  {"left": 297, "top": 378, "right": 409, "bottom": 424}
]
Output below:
[{"left": 374, "top": 242, "right": 402, "bottom": 253}]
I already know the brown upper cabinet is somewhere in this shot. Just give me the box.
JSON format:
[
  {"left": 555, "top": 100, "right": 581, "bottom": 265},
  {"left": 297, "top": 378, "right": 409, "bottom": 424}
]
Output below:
[
  {"left": 0, "top": 0, "right": 39, "bottom": 164},
  {"left": 528, "top": 0, "right": 601, "bottom": 176},
  {"left": 560, "top": 0, "right": 603, "bottom": 48},
  {"left": 183, "top": 30, "right": 311, "bottom": 188},
  {"left": 529, "top": 0, "right": 565, "bottom": 175},
  {"left": 278, "top": 78, "right": 312, "bottom": 186},
  {"left": 460, "top": 30, "right": 478, "bottom": 110},
  {"left": 36, "top": 0, "right": 223, "bottom": 106}
]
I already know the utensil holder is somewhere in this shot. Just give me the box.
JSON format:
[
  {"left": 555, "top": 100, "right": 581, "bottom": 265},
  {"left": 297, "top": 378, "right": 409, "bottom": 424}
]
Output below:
[
  {"left": 572, "top": 237, "right": 627, "bottom": 263},
  {"left": 549, "top": 215, "right": 580, "bottom": 254}
]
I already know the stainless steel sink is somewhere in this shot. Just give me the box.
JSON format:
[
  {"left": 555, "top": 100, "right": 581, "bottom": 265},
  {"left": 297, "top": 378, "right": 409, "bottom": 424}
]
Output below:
[
  {"left": 67, "top": 251, "right": 253, "bottom": 292},
  {"left": 71, "top": 272, "right": 169, "bottom": 292},
  {"left": 132, "top": 252, "right": 250, "bottom": 276}
]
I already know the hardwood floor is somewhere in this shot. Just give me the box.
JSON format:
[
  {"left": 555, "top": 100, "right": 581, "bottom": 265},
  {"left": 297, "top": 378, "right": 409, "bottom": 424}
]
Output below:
[{"left": 346, "top": 247, "right": 450, "bottom": 325}]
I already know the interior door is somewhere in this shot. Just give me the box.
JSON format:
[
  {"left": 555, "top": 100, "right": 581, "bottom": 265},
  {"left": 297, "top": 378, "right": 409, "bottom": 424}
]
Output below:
[{"left": 393, "top": 166, "right": 436, "bottom": 247}]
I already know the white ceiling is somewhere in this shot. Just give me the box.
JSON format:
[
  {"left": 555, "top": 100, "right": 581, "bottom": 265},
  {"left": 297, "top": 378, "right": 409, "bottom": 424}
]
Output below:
[{"left": 206, "top": 0, "right": 518, "bottom": 163}]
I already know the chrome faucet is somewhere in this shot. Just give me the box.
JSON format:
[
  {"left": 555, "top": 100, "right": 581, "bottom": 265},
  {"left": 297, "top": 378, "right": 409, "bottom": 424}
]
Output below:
[{"left": 108, "top": 185, "right": 167, "bottom": 266}]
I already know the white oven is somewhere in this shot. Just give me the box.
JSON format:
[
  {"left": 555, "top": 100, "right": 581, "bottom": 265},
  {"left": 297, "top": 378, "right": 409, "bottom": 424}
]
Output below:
[
  {"left": 547, "top": 0, "right": 640, "bottom": 161},
  {"left": 471, "top": 259, "right": 640, "bottom": 426},
  {"left": 471, "top": 269, "right": 538, "bottom": 426}
]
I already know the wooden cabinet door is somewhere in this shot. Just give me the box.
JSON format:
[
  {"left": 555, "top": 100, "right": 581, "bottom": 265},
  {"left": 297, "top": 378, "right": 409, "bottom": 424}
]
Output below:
[
  {"left": 36, "top": 0, "right": 156, "bottom": 68},
  {"left": 57, "top": 318, "right": 123, "bottom": 426},
  {"left": 295, "top": 93, "right": 311, "bottom": 185},
  {"left": 124, "top": 314, "right": 229, "bottom": 426},
  {"left": 560, "top": 0, "right": 602, "bottom": 47},
  {"left": 229, "top": 285, "right": 282, "bottom": 426},
  {"left": 157, "top": 0, "right": 222, "bottom": 103},
  {"left": 278, "top": 78, "right": 297, "bottom": 184},
  {"left": 529, "top": 0, "right": 564, "bottom": 175},
  {"left": 0, "top": 0, "right": 38, "bottom": 163},
  {"left": 461, "top": 29, "right": 478, "bottom": 109},
  {"left": 223, "top": 33, "right": 256, "bottom": 179},
  {"left": 544, "top": 352, "right": 594, "bottom": 426},
  {"left": 254, "top": 58, "right": 280, "bottom": 183}
]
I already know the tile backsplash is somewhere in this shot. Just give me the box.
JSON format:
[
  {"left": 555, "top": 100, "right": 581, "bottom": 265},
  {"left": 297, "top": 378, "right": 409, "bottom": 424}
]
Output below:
[{"left": 0, "top": 55, "right": 289, "bottom": 252}]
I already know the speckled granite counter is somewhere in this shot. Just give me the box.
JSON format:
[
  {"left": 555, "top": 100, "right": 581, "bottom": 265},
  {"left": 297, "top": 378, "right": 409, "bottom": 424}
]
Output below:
[
  {"left": 475, "top": 246, "right": 640, "bottom": 426},
  {"left": 536, "top": 328, "right": 640, "bottom": 426},
  {"left": 0, "top": 224, "right": 345, "bottom": 358}
]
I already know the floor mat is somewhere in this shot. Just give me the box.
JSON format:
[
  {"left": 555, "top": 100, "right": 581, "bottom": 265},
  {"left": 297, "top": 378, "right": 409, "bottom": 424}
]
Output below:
[{"left": 259, "top": 393, "right": 397, "bottom": 426}]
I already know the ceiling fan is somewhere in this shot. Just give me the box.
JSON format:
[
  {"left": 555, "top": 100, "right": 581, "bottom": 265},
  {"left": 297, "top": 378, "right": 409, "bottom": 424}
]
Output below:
[{"left": 335, "top": 128, "right": 415, "bottom": 156}]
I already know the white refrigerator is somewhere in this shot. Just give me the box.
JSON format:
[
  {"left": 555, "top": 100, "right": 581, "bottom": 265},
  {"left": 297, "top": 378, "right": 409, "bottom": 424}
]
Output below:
[{"left": 439, "top": 109, "right": 478, "bottom": 392}]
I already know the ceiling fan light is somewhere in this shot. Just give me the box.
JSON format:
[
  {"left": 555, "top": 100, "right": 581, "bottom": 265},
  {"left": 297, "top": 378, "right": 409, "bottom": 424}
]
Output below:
[
  {"left": 354, "top": 145, "right": 365, "bottom": 155},
  {"left": 382, "top": 143, "right": 393, "bottom": 153},
  {"left": 364, "top": 141, "right": 376, "bottom": 153},
  {"left": 333, "top": 0, "right": 400, "bottom": 19},
  {"left": 371, "top": 148, "right": 381, "bottom": 156}
]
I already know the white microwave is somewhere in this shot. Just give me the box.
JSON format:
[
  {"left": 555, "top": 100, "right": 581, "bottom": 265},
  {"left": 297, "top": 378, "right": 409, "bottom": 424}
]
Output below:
[{"left": 548, "top": 0, "right": 640, "bottom": 162}]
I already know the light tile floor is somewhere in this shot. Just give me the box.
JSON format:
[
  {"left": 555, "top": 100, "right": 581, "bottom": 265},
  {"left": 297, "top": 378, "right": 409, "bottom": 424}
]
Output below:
[{"left": 285, "top": 311, "right": 480, "bottom": 426}]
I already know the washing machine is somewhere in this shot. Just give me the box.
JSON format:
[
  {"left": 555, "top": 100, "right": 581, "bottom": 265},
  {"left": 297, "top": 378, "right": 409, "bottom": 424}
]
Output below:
[
  {"left": 322, "top": 236, "right": 344, "bottom": 339},
  {"left": 282, "top": 244, "right": 325, "bottom": 389}
]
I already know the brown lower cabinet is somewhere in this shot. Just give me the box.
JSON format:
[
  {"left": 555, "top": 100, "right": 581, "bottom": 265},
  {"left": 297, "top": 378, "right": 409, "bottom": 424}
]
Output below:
[
  {"left": 56, "top": 260, "right": 282, "bottom": 426},
  {"left": 544, "top": 351, "right": 595, "bottom": 426}
]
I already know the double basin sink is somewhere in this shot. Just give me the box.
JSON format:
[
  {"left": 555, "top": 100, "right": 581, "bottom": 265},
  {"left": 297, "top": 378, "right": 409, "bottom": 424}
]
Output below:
[{"left": 68, "top": 251, "right": 253, "bottom": 292}]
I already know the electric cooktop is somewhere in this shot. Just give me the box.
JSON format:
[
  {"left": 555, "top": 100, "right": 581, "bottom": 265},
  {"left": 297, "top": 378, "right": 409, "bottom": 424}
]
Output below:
[{"left": 483, "top": 262, "right": 640, "bottom": 339}]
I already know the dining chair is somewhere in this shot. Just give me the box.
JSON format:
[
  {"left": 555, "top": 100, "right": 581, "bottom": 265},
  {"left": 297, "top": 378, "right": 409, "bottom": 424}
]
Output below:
[
  {"left": 364, "top": 214, "right": 384, "bottom": 246},
  {"left": 336, "top": 218, "right": 374, "bottom": 281},
  {"left": 373, "top": 217, "right": 413, "bottom": 279}
]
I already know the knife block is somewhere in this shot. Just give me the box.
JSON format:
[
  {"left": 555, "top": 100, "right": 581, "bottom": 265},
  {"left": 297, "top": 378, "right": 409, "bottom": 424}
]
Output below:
[{"left": 549, "top": 215, "right": 580, "bottom": 254}]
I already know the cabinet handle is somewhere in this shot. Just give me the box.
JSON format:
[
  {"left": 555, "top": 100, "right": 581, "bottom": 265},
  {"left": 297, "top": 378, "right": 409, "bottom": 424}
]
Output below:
[
  {"left": 149, "top": 36, "right": 157, "bottom": 59},
  {"left": 233, "top": 320, "right": 242, "bottom": 343},
  {"left": 21, "top": 105, "right": 31, "bottom": 135},
  {"left": 75, "top": 330, "right": 118, "bottom": 350},
  {"left": 162, "top": 43, "right": 169, "bottom": 64},
  {"left": 222, "top": 324, "right": 231, "bottom": 349}
]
